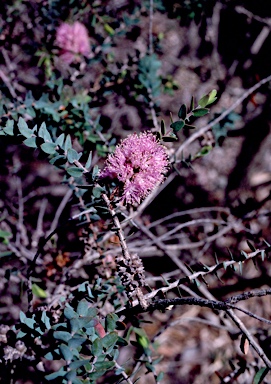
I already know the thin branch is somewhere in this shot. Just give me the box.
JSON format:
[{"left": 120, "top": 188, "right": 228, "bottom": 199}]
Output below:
[
  {"left": 164, "top": 222, "right": 236, "bottom": 251},
  {"left": 165, "top": 316, "right": 235, "bottom": 333},
  {"left": 31, "top": 198, "right": 47, "bottom": 248},
  {"left": 0, "top": 68, "right": 17, "bottom": 98},
  {"left": 73, "top": 160, "right": 89, "bottom": 173},
  {"left": 47, "top": 188, "right": 73, "bottom": 235},
  {"left": 15, "top": 177, "right": 29, "bottom": 247},
  {"left": 152, "top": 218, "right": 227, "bottom": 243},
  {"left": 149, "top": 0, "right": 154, "bottom": 55},
  {"left": 235, "top": 5, "right": 271, "bottom": 27},
  {"left": 226, "top": 309, "right": 271, "bottom": 368},
  {"left": 147, "top": 206, "right": 230, "bottom": 229},
  {"left": 225, "top": 288, "right": 271, "bottom": 305}
]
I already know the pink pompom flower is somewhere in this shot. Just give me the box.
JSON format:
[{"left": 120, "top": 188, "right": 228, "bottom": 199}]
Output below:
[
  {"left": 100, "top": 132, "right": 169, "bottom": 206},
  {"left": 55, "top": 21, "right": 90, "bottom": 64}
]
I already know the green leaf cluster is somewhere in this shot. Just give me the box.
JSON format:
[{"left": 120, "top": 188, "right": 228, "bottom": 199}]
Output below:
[{"left": 160, "top": 90, "right": 217, "bottom": 141}]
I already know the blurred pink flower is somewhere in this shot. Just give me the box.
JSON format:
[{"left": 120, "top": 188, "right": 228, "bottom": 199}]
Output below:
[
  {"left": 55, "top": 21, "right": 90, "bottom": 64},
  {"left": 100, "top": 132, "right": 169, "bottom": 206}
]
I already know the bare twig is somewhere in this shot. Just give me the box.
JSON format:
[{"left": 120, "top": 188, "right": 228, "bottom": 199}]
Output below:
[
  {"left": 147, "top": 206, "right": 230, "bottom": 228},
  {"left": 225, "top": 288, "right": 271, "bottom": 305},
  {"left": 15, "top": 177, "right": 29, "bottom": 247},
  {"left": 47, "top": 188, "right": 72, "bottom": 235},
  {"left": 226, "top": 309, "right": 271, "bottom": 368},
  {"left": 235, "top": 6, "right": 271, "bottom": 27},
  {"left": 0, "top": 69, "right": 17, "bottom": 98},
  {"left": 151, "top": 218, "right": 227, "bottom": 243},
  {"left": 32, "top": 199, "right": 47, "bottom": 248},
  {"left": 149, "top": 0, "right": 154, "bottom": 55}
]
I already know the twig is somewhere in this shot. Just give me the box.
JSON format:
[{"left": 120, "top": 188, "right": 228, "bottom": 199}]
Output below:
[
  {"left": 164, "top": 222, "right": 236, "bottom": 251},
  {"left": 151, "top": 218, "right": 227, "bottom": 243},
  {"left": 226, "top": 309, "right": 271, "bottom": 368},
  {"left": 225, "top": 288, "right": 271, "bottom": 305},
  {"left": 149, "top": 0, "right": 154, "bottom": 55},
  {"left": 0, "top": 69, "right": 17, "bottom": 98},
  {"left": 129, "top": 219, "right": 236, "bottom": 253},
  {"left": 15, "top": 177, "right": 29, "bottom": 247},
  {"left": 31, "top": 199, "right": 47, "bottom": 248},
  {"left": 47, "top": 189, "right": 73, "bottom": 235},
  {"left": 235, "top": 6, "right": 271, "bottom": 27},
  {"left": 165, "top": 316, "right": 235, "bottom": 333},
  {"left": 73, "top": 160, "right": 89, "bottom": 173},
  {"left": 147, "top": 206, "right": 230, "bottom": 228}
]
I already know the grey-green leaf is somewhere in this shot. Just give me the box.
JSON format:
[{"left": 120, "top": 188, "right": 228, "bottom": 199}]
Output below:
[
  {"left": 105, "top": 313, "right": 118, "bottom": 332},
  {"left": 38, "top": 122, "right": 52, "bottom": 142},
  {"left": 23, "top": 137, "right": 37, "bottom": 148},
  {"left": 95, "top": 361, "right": 115, "bottom": 371},
  {"left": 92, "top": 187, "right": 103, "bottom": 198},
  {"left": 64, "top": 306, "right": 78, "bottom": 320},
  {"left": 67, "top": 148, "right": 81, "bottom": 163},
  {"left": 66, "top": 167, "right": 84, "bottom": 178},
  {"left": 3, "top": 120, "right": 14, "bottom": 135},
  {"left": 85, "top": 151, "right": 92, "bottom": 169},
  {"left": 77, "top": 299, "right": 89, "bottom": 317},
  {"left": 64, "top": 134, "right": 72, "bottom": 151},
  {"left": 102, "top": 332, "right": 118, "bottom": 349},
  {"left": 69, "top": 359, "right": 89, "bottom": 370},
  {"left": 41, "top": 311, "right": 51, "bottom": 330},
  {"left": 55, "top": 133, "right": 65, "bottom": 148},
  {"left": 70, "top": 318, "right": 80, "bottom": 333},
  {"left": 59, "top": 344, "right": 73, "bottom": 362},
  {"left": 68, "top": 336, "right": 86, "bottom": 349},
  {"left": 54, "top": 331, "right": 72, "bottom": 342},
  {"left": 41, "top": 142, "right": 57, "bottom": 154},
  {"left": 91, "top": 338, "right": 103, "bottom": 356},
  {"left": 18, "top": 117, "right": 33, "bottom": 138}
]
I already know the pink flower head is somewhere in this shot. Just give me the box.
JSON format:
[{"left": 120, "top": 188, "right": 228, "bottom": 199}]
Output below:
[
  {"left": 55, "top": 21, "right": 90, "bottom": 64},
  {"left": 100, "top": 132, "right": 169, "bottom": 206}
]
